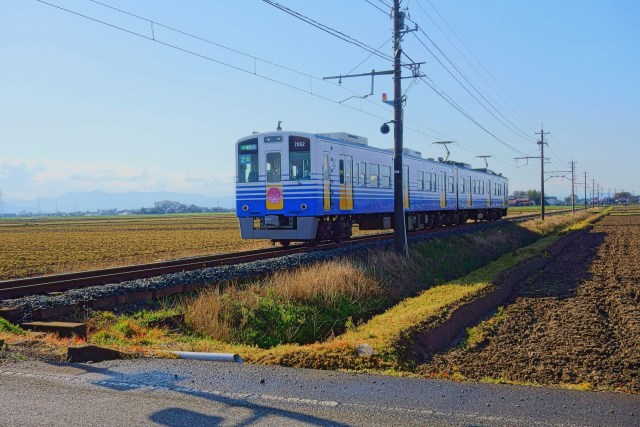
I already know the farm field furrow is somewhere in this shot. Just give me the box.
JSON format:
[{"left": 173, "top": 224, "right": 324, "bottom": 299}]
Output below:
[
  {"left": 0, "top": 214, "right": 385, "bottom": 280},
  {"left": 419, "top": 212, "right": 640, "bottom": 393},
  {"left": 0, "top": 215, "right": 271, "bottom": 280}
]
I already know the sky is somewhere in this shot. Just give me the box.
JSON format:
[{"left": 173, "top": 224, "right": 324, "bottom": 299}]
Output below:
[{"left": 1, "top": 0, "right": 639, "bottom": 202}]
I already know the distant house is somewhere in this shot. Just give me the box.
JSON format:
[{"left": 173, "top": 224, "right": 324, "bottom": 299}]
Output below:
[{"left": 545, "top": 196, "right": 562, "bottom": 206}]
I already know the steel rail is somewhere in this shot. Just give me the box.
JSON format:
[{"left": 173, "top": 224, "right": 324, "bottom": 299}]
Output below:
[{"left": 0, "top": 208, "right": 586, "bottom": 300}]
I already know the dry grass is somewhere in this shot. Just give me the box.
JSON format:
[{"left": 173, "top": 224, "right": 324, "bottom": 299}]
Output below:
[
  {"left": 518, "top": 211, "right": 591, "bottom": 235},
  {"left": 268, "top": 260, "right": 382, "bottom": 304},
  {"left": 184, "top": 259, "right": 383, "bottom": 344}
]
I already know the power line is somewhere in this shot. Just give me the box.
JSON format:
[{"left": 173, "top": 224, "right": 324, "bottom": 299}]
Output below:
[
  {"left": 419, "top": 76, "right": 528, "bottom": 156},
  {"left": 412, "top": 32, "right": 534, "bottom": 146},
  {"left": 40, "top": 0, "right": 528, "bottom": 174},
  {"left": 362, "top": 0, "right": 389, "bottom": 15},
  {"left": 412, "top": 29, "right": 535, "bottom": 143},
  {"left": 260, "top": 0, "right": 394, "bottom": 63},
  {"left": 36, "top": 0, "right": 451, "bottom": 143},
  {"left": 36, "top": 1, "right": 396, "bottom": 121},
  {"left": 344, "top": 37, "right": 392, "bottom": 75},
  {"left": 416, "top": 0, "right": 540, "bottom": 129}
]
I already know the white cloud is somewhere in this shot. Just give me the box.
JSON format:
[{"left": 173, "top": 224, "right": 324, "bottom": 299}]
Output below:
[{"left": 0, "top": 158, "right": 234, "bottom": 199}]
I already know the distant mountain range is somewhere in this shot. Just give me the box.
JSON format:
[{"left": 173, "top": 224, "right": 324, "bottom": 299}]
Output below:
[{"left": 2, "top": 191, "right": 235, "bottom": 214}]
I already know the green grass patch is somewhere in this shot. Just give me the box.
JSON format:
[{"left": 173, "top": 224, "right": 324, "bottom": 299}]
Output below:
[{"left": 0, "top": 318, "right": 26, "bottom": 335}]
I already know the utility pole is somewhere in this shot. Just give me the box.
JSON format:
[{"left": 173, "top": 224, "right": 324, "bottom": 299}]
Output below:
[
  {"left": 584, "top": 171, "right": 587, "bottom": 210},
  {"left": 323, "top": 0, "right": 421, "bottom": 257},
  {"left": 592, "top": 179, "right": 595, "bottom": 208},
  {"left": 391, "top": 0, "right": 407, "bottom": 256},
  {"left": 570, "top": 161, "right": 576, "bottom": 213},
  {"left": 535, "top": 127, "right": 550, "bottom": 220}
]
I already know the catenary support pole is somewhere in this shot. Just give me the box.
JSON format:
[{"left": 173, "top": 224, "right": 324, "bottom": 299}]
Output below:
[{"left": 392, "top": 0, "right": 408, "bottom": 257}]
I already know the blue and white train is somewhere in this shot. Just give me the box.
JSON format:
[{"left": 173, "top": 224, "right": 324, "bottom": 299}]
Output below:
[{"left": 235, "top": 130, "right": 508, "bottom": 245}]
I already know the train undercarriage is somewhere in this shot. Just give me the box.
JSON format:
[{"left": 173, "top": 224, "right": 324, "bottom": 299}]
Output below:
[{"left": 240, "top": 208, "right": 508, "bottom": 246}]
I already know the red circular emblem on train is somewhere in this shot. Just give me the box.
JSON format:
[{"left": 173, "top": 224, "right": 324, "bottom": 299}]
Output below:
[{"left": 267, "top": 187, "right": 282, "bottom": 204}]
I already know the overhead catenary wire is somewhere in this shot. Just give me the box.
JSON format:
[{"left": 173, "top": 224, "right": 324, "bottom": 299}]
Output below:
[
  {"left": 260, "top": 0, "right": 394, "bottom": 63},
  {"left": 416, "top": 0, "right": 540, "bottom": 129},
  {"left": 412, "top": 29, "right": 536, "bottom": 143},
  {"left": 419, "top": 76, "right": 528, "bottom": 157},
  {"left": 35, "top": 0, "right": 448, "bottom": 142},
  {"left": 362, "top": 0, "right": 390, "bottom": 16},
  {"left": 412, "top": 32, "right": 535, "bottom": 147},
  {"left": 410, "top": 0, "right": 537, "bottom": 131},
  {"left": 42, "top": 0, "right": 530, "bottom": 175}
]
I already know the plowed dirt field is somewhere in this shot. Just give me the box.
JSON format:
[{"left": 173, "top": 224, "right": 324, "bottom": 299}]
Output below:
[{"left": 419, "top": 211, "right": 640, "bottom": 393}]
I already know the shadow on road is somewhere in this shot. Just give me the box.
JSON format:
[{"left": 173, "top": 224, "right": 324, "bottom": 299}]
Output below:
[
  {"left": 151, "top": 408, "right": 223, "bottom": 426},
  {"left": 65, "top": 363, "right": 348, "bottom": 427}
]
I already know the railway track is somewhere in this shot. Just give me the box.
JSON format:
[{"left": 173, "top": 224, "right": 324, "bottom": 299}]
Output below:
[{"left": 0, "top": 208, "right": 584, "bottom": 301}]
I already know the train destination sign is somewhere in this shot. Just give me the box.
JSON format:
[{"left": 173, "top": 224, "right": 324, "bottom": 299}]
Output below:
[{"left": 289, "top": 136, "right": 310, "bottom": 152}]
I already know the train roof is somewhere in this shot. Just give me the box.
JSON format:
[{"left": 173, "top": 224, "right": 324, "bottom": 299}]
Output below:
[{"left": 236, "top": 131, "right": 505, "bottom": 178}]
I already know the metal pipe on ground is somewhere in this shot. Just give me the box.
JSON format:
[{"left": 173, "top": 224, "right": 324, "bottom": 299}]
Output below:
[{"left": 171, "top": 351, "right": 243, "bottom": 364}]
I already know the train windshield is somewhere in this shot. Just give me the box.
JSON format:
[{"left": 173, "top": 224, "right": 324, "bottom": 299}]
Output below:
[
  {"left": 289, "top": 136, "right": 311, "bottom": 180},
  {"left": 238, "top": 138, "right": 259, "bottom": 183}
]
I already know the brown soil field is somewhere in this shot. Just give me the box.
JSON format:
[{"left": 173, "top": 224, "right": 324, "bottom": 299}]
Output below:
[
  {"left": 0, "top": 214, "right": 382, "bottom": 280},
  {"left": 418, "top": 212, "right": 640, "bottom": 393},
  {"left": 0, "top": 215, "right": 269, "bottom": 280}
]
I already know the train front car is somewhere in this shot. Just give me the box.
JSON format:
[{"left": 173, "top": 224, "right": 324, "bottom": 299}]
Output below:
[{"left": 236, "top": 131, "right": 327, "bottom": 245}]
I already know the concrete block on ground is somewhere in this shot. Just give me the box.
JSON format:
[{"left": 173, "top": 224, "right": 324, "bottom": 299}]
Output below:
[
  {"left": 67, "top": 345, "right": 124, "bottom": 363},
  {"left": 0, "top": 307, "right": 23, "bottom": 324},
  {"left": 118, "top": 291, "right": 153, "bottom": 305},
  {"left": 32, "top": 305, "right": 74, "bottom": 321},
  {"left": 22, "top": 321, "right": 87, "bottom": 339},
  {"left": 152, "top": 284, "right": 185, "bottom": 299},
  {"left": 89, "top": 296, "right": 117, "bottom": 310}
]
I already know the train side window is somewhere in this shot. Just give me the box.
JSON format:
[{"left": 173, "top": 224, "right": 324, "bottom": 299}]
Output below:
[
  {"left": 448, "top": 176, "right": 454, "bottom": 193},
  {"left": 368, "top": 163, "right": 379, "bottom": 187},
  {"left": 339, "top": 159, "right": 345, "bottom": 184},
  {"left": 360, "top": 162, "right": 366, "bottom": 185},
  {"left": 426, "top": 172, "right": 432, "bottom": 191},
  {"left": 266, "top": 152, "right": 281, "bottom": 183},
  {"left": 460, "top": 178, "right": 466, "bottom": 193},
  {"left": 417, "top": 171, "right": 424, "bottom": 191},
  {"left": 381, "top": 165, "right": 391, "bottom": 188},
  {"left": 354, "top": 162, "right": 359, "bottom": 186}
]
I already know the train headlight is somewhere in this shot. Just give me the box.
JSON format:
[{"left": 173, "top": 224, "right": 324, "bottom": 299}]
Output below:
[
  {"left": 242, "top": 205, "right": 249, "bottom": 212},
  {"left": 300, "top": 203, "right": 308, "bottom": 211}
]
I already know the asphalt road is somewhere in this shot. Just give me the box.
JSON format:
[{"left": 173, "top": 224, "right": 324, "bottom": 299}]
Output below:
[{"left": 0, "top": 359, "right": 637, "bottom": 426}]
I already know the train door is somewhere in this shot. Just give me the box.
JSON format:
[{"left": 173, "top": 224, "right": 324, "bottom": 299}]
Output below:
[
  {"left": 403, "top": 165, "right": 410, "bottom": 208},
  {"left": 503, "top": 182, "right": 508, "bottom": 207},
  {"left": 323, "top": 152, "right": 330, "bottom": 210},
  {"left": 339, "top": 155, "right": 354, "bottom": 210},
  {"left": 487, "top": 180, "right": 492, "bottom": 206},
  {"left": 440, "top": 172, "right": 446, "bottom": 208},
  {"left": 265, "top": 151, "right": 283, "bottom": 210},
  {"left": 467, "top": 176, "right": 472, "bottom": 207}
]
